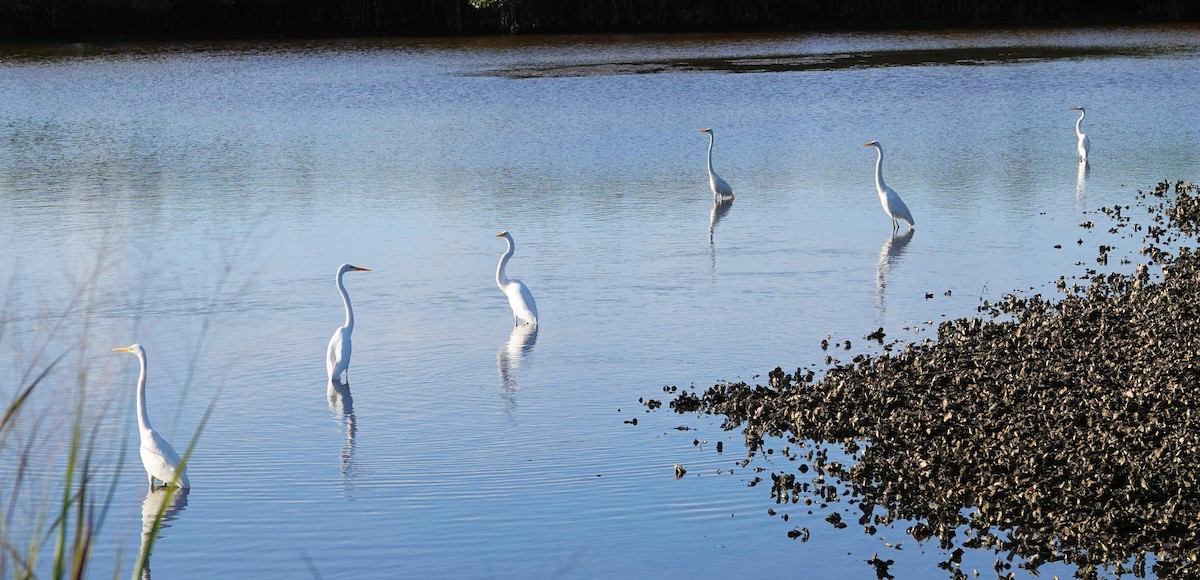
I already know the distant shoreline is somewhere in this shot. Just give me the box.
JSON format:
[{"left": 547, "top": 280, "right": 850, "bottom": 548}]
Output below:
[{"left": 2, "top": 0, "right": 1198, "bottom": 43}]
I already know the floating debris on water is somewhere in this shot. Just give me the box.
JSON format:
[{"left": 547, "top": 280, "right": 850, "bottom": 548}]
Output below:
[
  {"left": 866, "top": 327, "right": 886, "bottom": 343},
  {"left": 867, "top": 553, "right": 896, "bottom": 580}
]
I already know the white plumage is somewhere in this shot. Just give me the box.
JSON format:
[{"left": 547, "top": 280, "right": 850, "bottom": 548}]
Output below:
[
  {"left": 697, "top": 128, "right": 734, "bottom": 200},
  {"left": 863, "top": 141, "right": 915, "bottom": 232},
  {"left": 327, "top": 263, "right": 371, "bottom": 385},
  {"left": 1071, "top": 106, "right": 1090, "bottom": 163},
  {"left": 496, "top": 231, "right": 538, "bottom": 328},
  {"left": 114, "top": 344, "right": 191, "bottom": 489}
]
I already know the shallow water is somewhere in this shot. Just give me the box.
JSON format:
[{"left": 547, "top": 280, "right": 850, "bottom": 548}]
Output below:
[{"left": 1, "top": 25, "right": 1198, "bottom": 578}]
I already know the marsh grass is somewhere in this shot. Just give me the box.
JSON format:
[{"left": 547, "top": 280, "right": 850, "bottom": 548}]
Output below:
[
  {"left": 2, "top": 345, "right": 124, "bottom": 578},
  {"left": 0, "top": 249, "right": 222, "bottom": 579},
  {"left": 1, "top": 253, "right": 117, "bottom": 580}
]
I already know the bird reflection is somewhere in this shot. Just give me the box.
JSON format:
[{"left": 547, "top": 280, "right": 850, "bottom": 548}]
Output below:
[
  {"left": 498, "top": 325, "right": 538, "bottom": 416},
  {"left": 136, "top": 486, "right": 190, "bottom": 580},
  {"left": 709, "top": 197, "right": 734, "bottom": 243},
  {"left": 1076, "top": 160, "right": 1090, "bottom": 207},
  {"left": 327, "top": 380, "right": 358, "bottom": 497},
  {"left": 708, "top": 197, "right": 734, "bottom": 278},
  {"left": 875, "top": 228, "right": 915, "bottom": 319}
]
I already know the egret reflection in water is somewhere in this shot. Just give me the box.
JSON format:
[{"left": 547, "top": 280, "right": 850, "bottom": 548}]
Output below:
[
  {"left": 136, "top": 486, "right": 190, "bottom": 580},
  {"left": 1076, "top": 160, "right": 1090, "bottom": 207},
  {"left": 708, "top": 197, "right": 734, "bottom": 243},
  {"left": 498, "top": 325, "right": 538, "bottom": 415},
  {"left": 875, "top": 229, "right": 915, "bottom": 318},
  {"left": 327, "top": 380, "right": 358, "bottom": 496},
  {"left": 708, "top": 197, "right": 734, "bottom": 277}
]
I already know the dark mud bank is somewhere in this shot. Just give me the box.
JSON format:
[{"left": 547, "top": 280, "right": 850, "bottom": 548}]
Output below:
[{"left": 651, "top": 180, "right": 1200, "bottom": 578}]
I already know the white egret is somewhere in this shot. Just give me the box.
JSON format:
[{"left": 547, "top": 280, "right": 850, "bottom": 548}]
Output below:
[
  {"left": 327, "top": 264, "right": 371, "bottom": 386},
  {"left": 114, "top": 344, "right": 190, "bottom": 490},
  {"left": 495, "top": 231, "right": 538, "bottom": 328},
  {"left": 697, "top": 128, "right": 734, "bottom": 200},
  {"left": 863, "top": 141, "right": 915, "bottom": 233},
  {"left": 1071, "top": 106, "right": 1090, "bottom": 163}
]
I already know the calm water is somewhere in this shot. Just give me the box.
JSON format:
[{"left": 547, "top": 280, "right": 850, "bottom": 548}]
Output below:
[{"left": 1, "top": 26, "right": 1198, "bottom": 578}]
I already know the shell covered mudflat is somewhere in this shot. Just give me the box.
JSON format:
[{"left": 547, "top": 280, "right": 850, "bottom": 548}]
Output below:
[{"left": 652, "top": 180, "right": 1200, "bottom": 578}]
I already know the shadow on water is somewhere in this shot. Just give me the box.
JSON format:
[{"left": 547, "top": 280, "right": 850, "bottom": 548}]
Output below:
[
  {"left": 708, "top": 197, "right": 734, "bottom": 279},
  {"left": 327, "top": 380, "right": 358, "bottom": 497},
  {"left": 498, "top": 325, "right": 538, "bottom": 418},
  {"left": 136, "top": 487, "right": 190, "bottom": 580},
  {"left": 874, "top": 228, "right": 914, "bottom": 319}
]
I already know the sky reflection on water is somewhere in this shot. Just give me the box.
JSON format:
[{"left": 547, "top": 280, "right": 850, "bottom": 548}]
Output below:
[{"left": 0, "top": 25, "right": 1198, "bottom": 579}]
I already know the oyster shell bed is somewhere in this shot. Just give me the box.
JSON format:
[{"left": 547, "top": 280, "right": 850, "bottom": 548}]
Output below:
[{"left": 655, "top": 181, "right": 1200, "bottom": 578}]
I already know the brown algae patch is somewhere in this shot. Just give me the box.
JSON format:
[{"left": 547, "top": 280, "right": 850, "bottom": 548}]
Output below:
[{"left": 652, "top": 181, "right": 1200, "bottom": 577}]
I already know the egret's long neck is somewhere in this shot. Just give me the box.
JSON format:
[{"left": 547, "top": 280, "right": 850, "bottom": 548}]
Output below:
[
  {"left": 135, "top": 351, "right": 152, "bottom": 432},
  {"left": 873, "top": 146, "right": 886, "bottom": 193},
  {"left": 496, "top": 239, "right": 514, "bottom": 289},
  {"left": 706, "top": 133, "right": 716, "bottom": 178},
  {"left": 337, "top": 271, "right": 354, "bottom": 330},
  {"left": 1075, "top": 110, "right": 1086, "bottom": 137}
]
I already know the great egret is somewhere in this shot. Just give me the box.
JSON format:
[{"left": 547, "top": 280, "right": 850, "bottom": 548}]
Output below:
[
  {"left": 327, "top": 264, "right": 371, "bottom": 386},
  {"left": 1071, "top": 107, "right": 1090, "bottom": 163},
  {"left": 495, "top": 231, "right": 538, "bottom": 328},
  {"left": 863, "top": 141, "right": 915, "bottom": 232},
  {"left": 114, "top": 344, "right": 190, "bottom": 490},
  {"left": 697, "top": 129, "right": 734, "bottom": 200}
]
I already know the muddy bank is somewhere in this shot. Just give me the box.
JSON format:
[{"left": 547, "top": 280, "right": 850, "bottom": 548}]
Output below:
[
  {"left": 652, "top": 181, "right": 1200, "bottom": 578},
  {"left": 488, "top": 44, "right": 1169, "bottom": 78}
]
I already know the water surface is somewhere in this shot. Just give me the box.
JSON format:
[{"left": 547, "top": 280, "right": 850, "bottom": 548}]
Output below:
[{"left": 1, "top": 25, "right": 1197, "bottom": 578}]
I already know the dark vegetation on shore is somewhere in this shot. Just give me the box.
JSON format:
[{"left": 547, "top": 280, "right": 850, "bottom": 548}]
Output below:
[
  {"left": 1, "top": 0, "right": 1197, "bottom": 41},
  {"left": 649, "top": 180, "right": 1200, "bottom": 578}
]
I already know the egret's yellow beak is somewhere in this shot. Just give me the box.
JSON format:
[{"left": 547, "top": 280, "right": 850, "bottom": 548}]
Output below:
[
  {"left": 496, "top": 232, "right": 507, "bottom": 238},
  {"left": 113, "top": 346, "right": 133, "bottom": 353},
  {"left": 353, "top": 267, "right": 372, "bottom": 272}
]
